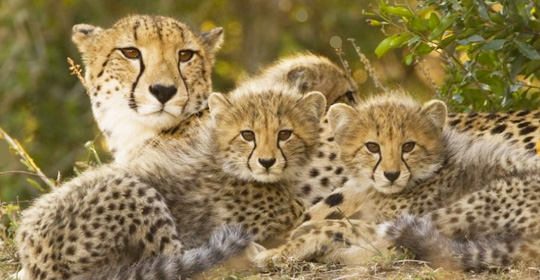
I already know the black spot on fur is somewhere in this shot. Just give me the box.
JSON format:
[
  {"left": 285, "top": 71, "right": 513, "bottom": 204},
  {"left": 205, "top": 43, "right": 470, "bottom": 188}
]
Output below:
[
  {"left": 324, "top": 193, "right": 344, "bottom": 207},
  {"left": 491, "top": 124, "right": 506, "bottom": 134}
]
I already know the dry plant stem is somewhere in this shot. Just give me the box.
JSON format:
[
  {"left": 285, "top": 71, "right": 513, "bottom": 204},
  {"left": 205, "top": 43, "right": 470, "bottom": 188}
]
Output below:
[
  {"left": 67, "top": 57, "right": 88, "bottom": 92},
  {"left": 0, "top": 126, "right": 56, "bottom": 190},
  {"left": 348, "top": 38, "right": 387, "bottom": 92},
  {"left": 334, "top": 48, "right": 356, "bottom": 87}
]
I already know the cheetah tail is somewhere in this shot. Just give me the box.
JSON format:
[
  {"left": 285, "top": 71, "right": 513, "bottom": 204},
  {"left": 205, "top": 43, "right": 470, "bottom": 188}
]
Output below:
[
  {"left": 379, "top": 215, "right": 529, "bottom": 272},
  {"left": 70, "top": 224, "right": 252, "bottom": 280}
]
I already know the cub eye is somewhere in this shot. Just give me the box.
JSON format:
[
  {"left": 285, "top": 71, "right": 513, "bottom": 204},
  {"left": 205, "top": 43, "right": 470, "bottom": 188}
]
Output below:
[
  {"left": 345, "top": 90, "right": 356, "bottom": 104},
  {"left": 278, "top": 130, "right": 292, "bottom": 141},
  {"left": 179, "top": 50, "right": 195, "bottom": 62},
  {"left": 365, "top": 142, "right": 380, "bottom": 153},
  {"left": 120, "top": 48, "right": 141, "bottom": 59},
  {"left": 402, "top": 142, "right": 416, "bottom": 153},
  {"left": 241, "top": 130, "right": 255, "bottom": 141}
]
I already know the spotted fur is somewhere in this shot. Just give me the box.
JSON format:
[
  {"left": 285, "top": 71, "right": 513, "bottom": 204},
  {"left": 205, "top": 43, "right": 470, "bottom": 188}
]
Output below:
[
  {"left": 255, "top": 94, "right": 540, "bottom": 271},
  {"left": 17, "top": 82, "right": 326, "bottom": 279}
]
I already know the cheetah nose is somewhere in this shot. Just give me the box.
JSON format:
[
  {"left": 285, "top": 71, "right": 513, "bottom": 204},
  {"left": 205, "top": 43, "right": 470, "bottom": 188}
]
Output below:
[
  {"left": 149, "top": 84, "right": 177, "bottom": 104},
  {"left": 258, "top": 158, "right": 276, "bottom": 169},
  {"left": 384, "top": 171, "right": 401, "bottom": 182}
]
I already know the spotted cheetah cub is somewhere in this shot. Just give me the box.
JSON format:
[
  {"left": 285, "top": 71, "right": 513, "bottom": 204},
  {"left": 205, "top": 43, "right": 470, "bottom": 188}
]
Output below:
[
  {"left": 72, "top": 15, "right": 224, "bottom": 164},
  {"left": 17, "top": 82, "right": 326, "bottom": 280},
  {"left": 256, "top": 94, "right": 540, "bottom": 271}
]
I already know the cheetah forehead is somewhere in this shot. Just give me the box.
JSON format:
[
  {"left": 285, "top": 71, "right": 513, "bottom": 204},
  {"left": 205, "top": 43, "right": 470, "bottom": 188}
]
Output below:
[{"left": 104, "top": 15, "right": 201, "bottom": 48}]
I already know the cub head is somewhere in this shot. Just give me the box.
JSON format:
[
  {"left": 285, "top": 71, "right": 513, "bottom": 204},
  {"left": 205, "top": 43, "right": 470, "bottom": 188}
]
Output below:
[
  {"left": 328, "top": 95, "right": 446, "bottom": 194},
  {"left": 72, "top": 15, "right": 223, "bottom": 143},
  {"left": 209, "top": 83, "right": 326, "bottom": 183},
  {"left": 258, "top": 53, "right": 359, "bottom": 108}
]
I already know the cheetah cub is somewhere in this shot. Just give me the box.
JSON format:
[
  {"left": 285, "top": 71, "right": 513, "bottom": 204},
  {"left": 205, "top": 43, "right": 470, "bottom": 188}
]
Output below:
[
  {"left": 17, "top": 83, "right": 326, "bottom": 280},
  {"left": 256, "top": 94, "right": 540, "bottom": 271},
  {"left": 71, "top": 15, "right": 224, "bottom": 164}
]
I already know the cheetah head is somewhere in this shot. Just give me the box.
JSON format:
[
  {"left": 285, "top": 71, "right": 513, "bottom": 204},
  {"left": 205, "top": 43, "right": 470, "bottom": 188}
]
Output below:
[
  {"left": 259, "top": 53, "right": 359, "bottom": 108},
  {"left": 72, "top": 15, "right": 223, "bottom": 150},
  {"left": 209, "top": 82, "right": 326, "bottom": 183},
  {"left": 328, "top": 94, "right": 446, "bottom": 194}
]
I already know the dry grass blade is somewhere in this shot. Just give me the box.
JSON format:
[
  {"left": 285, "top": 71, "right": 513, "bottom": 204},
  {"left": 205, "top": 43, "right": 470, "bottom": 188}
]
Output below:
[
  {"left": 67, "top": 57, "right": 88, "bottom": 92},
  {"left": 0, "top": 126, "right": 56, "bottom": 191},
  {"left": 348, "top": 38, "right": 387, "bottom": 91}
]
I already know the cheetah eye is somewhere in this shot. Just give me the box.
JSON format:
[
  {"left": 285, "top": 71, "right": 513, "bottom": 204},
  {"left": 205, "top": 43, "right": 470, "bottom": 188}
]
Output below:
[
  {"left": 278, "top": 130, "right": 292, "bottom": 141},
  {"left": 345, "top": 90, "right": 356, "bottom": 104},
  {"left": 179, "top": 50, "right": 195, "bottom": 63},
  {"left": 120, "top": 48, "right": 141, "bottom": 59},
  {"left": 402, "top": 142, "right": 416, "bottom": 153},
  {"left": 241, "top": 130, "right": 255, "bottom": 142},
  {"left": 365, "top": 142, "right": 380, "bottom": 153}
]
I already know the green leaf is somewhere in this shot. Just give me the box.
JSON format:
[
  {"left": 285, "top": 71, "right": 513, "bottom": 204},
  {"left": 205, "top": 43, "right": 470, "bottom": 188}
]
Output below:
[
  {"left": 481, "top": 39, "right": 506, "bottom": 51},
  {"left": 375, "top": 33, "right": 411, "bottom": 58},
  {"left": 405, "top": 54, "right": 414, "bottom": 65},
  {"left": 428, "top": 13, "right": 440, "bottom": 30},
  {"left": 415, "top": 43, "right": 434, "bottom": 55},
  {"left": 515, "top": 40, "right": 540, "bottom": 60},
  {"left": 381, "top": 6, "right": 414, "bottom": 17},
  {"left": 410, "top": 18, "right": 429, "bottom": 31},
  {"left": 457, "top": 34, "right": 484, "bottom": 45},
  {"left": 26, "top": 178, "right": 45, "bottom": 192},
  {"left": 429, "top": 14, "right": 459, "bottom": 40}
]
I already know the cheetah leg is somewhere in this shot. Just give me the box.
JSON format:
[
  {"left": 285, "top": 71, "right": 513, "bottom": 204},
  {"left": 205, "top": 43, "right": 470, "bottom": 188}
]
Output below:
[
  {"left": 303, "top": 179, "right": 374, "bottom": 221},
  {"left": 254, "top": 219, "right": 388, "bottom": 267}
]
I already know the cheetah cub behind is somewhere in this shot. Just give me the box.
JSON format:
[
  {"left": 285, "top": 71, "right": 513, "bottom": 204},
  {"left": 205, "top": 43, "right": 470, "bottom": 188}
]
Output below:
[{"left": 256, "top": 94, "right": 540, "bottom": 271}]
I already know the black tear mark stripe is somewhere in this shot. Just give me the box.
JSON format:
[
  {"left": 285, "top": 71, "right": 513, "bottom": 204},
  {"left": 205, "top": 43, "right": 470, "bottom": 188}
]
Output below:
[
  {"left": 400, "top": 153, "right": 411, "bottom": 181},
  {"left": 178, "top": 56, "right": 191, "bottom": 113},
  {"left": 247, "top": 140, "right": 257, "bottom": 172},
  {"left": 372, "top": 149, "right": 382, "bottom": 180},
  {"left": 118, "top": 47, "right": 145, "bottom": 111},
  {"left": 97, "top": 51, "right": 114, "bottom": 78},
  {"left": 277, "top": 134, "right": 288, "bottom": 170}
]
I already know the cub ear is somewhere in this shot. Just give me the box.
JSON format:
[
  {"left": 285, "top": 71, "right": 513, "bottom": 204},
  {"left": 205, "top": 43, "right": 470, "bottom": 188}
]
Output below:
[
  {"left": 328, "top": 103, "right": 357, "bottom": 145},
  {"left": 72, "top": 24, "right": 103, "bottom": 54},
  {"left": 200, "top": 27, "right": 224, "bottom": 53},
  {"left": 208, "top": 92, "right": 230, "bottom": 121},
  {"left": 421, "top": 100, "right": 447, "bottom": 130},
  {"left": 301, "top": 91, "right": 326, "bottom": 120},
  {"left": 287, "top": 66, "right": 316, "bottom": 93}
]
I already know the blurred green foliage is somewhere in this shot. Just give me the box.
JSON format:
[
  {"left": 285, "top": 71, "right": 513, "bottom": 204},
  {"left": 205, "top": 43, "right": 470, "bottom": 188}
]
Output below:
[
  {"left": 0, "top": 0, "right": 457, "bottom": 206},
  {"left": 369, "top": 0, "right": 540, "bottom": 111}
]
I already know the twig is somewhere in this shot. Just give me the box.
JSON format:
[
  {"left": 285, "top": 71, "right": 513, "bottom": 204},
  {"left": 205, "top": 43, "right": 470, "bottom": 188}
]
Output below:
[
  {"left": 67, "top": 57, "right": 88, "bottom": 92},
  {"left": 348, "top": 38, "right": 387, "bottom": 91},
  {"left": 0, "top": 126, "right": 56, "bottom": 191}
]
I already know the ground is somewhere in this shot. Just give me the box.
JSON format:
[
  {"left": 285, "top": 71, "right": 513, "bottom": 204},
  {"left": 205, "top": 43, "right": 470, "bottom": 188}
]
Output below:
[{"left": 3, "top": 243, "right": 540, "bottom": 280}]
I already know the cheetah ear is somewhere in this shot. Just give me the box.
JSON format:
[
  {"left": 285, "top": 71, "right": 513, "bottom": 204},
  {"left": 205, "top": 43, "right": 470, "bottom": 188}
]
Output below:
[
  {"left": 421, "top": 100, "right": 447, "bottom": 130},
  {"left": 301, "top": 91, "right": 326, "bottom": 120},
  {"left": 72, "top": 24, "right": 103, "bottom": 54},
  {"left": 328, "top": 103, "right": 357, "bottom": 145},
  {"left": 208, "top": 92, "right": 230, "bottom": 122},
  {"left": 200, "top": 27, "right": 224, "bottom": 52},
  {"left": 287, "top": 66, "right": 316, "bottom": 93}
]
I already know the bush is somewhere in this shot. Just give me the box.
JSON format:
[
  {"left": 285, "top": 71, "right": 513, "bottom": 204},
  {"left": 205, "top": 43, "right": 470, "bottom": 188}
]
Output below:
[{"left": 368, "top": 0, "right": 540, "bottom": 111}]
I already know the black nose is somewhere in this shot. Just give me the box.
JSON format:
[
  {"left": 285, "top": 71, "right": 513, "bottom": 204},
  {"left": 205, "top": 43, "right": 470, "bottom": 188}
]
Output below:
[
  {"left": 384, "top": 171, "right": 401, "bottom": 182},
  {"left": 149, "top": 84, "right": 177, "bottom": 104},
  {"left": 258, "top": 158, "right": 276, "bottom": 169}
]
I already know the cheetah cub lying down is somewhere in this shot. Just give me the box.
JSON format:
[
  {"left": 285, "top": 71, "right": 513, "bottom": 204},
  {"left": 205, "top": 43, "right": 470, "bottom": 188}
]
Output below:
[
  {"left": 17, "top": 81, "right": 326, "bottom": 280},
  {"left": 256, "top": 94, "right": 540, "bottom": 271}
]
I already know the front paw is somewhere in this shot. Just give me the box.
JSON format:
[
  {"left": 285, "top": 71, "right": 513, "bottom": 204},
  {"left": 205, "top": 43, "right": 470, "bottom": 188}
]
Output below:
[{"left": 253, "top": 248, "right": 291, "bottom": 269}]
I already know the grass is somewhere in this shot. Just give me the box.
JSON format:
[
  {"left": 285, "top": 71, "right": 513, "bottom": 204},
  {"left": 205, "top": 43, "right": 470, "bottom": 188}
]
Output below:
[{"left": 4, "top": 243, "right": 540, "bottom": 280}]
